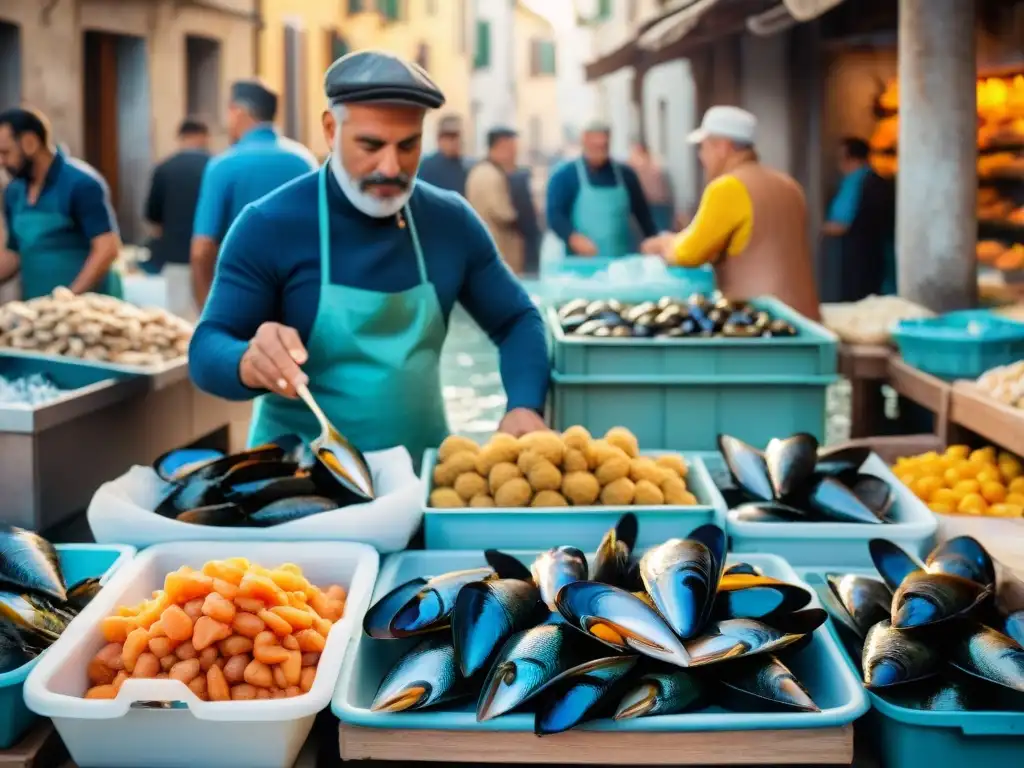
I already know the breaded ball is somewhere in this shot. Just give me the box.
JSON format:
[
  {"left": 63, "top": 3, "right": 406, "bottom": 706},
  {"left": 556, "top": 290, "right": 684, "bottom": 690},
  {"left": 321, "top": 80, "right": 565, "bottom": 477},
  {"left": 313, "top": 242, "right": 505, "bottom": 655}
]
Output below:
[
  {"left": 532, "top": 490, "right": 568, "bottom": 507},
  {"left": 634, "top": 479, "right": 665, "bottom": 505},
  {"left": 585, "top": 439, "right": 628, "bottom": 470},
  {"left": 476, "top": 439, "right": 520, "bottom": 476},
  {"left": 518, "top": 431, "right": 565, "bottom": 466},
  {"left": 469, "top": 494, "right": 495, "bottom": 508},
  {"left": 629, "top": 457, "right": 663, "bottom": 484},
  {"left": 561, "top": 425, "right": 592, "bottom": 451},
  {"left": 601, "top": 477, "right": 636, "bottom": 506},
  {"left": 563, "top": 448, "right": 589, "bottom": 473},
  {"left": 528, "top": 460, "right": 563, "bottom": 492},
  {"left": 595, "top": 452, "right": 631, "bottom": 486},
  {"left": 678, "top": 491, "right": 697, "bottom": 505},
  {"left": 661, "top": 475, "right": 691, "bottom": 505},
  {"left": 656, "top": 453, "right": 689, "bottom": 478},
  {"left": 605, "top": 427, "right": 640, "bottom": 459},
  {"left": 656, "top": 466, "right": 678, "bottom": 485},
  {"left": 430, "top": 488, "right": 465, "bottom": 508},
  {"left": 438, "top": 435, "right": 480, "bottom": 462},
  {"left": 517, "top": 449, "right": 545, "bottom": 475},
  {"left": 562, "top": 471, "right": 601, "bottom": 506},
  {"left": 454, "top": 472, "right": 488, "bottom": 501},
  {"left": 489, "top": 462, "right": 523, "bottom": 495},
  {"left": 433, "top": 451, "right": 478, "bottom": 487},
  {"left": 495, "top": 478, "right": 533, "bottom": 508}
]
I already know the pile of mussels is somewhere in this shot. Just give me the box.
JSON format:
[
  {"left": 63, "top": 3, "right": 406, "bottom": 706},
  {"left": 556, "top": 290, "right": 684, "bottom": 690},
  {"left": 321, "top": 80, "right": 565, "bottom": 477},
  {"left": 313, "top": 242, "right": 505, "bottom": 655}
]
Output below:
[
  {"left": 720, "top": 434, "right": 894, "bottom": 524},
  {"left": 819, "top": 537, "right": 1024, "bottom": 710},
  {"left": 363, "top": 516, "right": 833, "bottom": 735},
  {"left": 556, "top": 294, "right": 798, "bottom": 339}
]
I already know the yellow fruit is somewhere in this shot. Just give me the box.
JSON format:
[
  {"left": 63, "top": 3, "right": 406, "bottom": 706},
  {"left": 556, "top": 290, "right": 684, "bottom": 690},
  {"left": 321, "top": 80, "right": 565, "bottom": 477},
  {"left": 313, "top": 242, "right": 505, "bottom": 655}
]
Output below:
[
  {"left": 897, "top": 473, "right": 918, "bottom": 488},
  {"left": 956, "top": 462, "right": 986, "bottom": 480},
  {"left": 928, "top": 502, "right": 954, "bottom": 514},
  {"left": 976, "top": 469, "right": 1002, "bottom": 485},
  {"left": 953, "top": 479, "right": 981, "bottom": 497},
  {"left": 942, "top": 468, "right": 962, "bottom": 487},
  {"left": 1004, "top": 492, "right": 1024, "bottom": 506},
  {"left": 946, "top": 445, "right": 970, "bottom": 460},
  {"left": 969, "top": 446, "right": 997, "bottom": 464},
  {"left": 981, "top": 481, "right": 1007, "bottom": 504},
  {"left": 916, "top": 459, "right": 943, "bottom": 478},
  {"left": 957, "top": 493, "right": 988, "bottom": 515},
  {"left": 1009, "top": 477, "right": 1024, "bottom": 494},
  {"left": 988, "top": 503, "right": 1024, "bottom": 518},
  {"left": 912, "top": 476, "right": 943, "bottom": 501},
  {"left": 931, "top": 488, "right": 958, "bottom": 506},
  {"left": 999, "top": 457, "right": 1023, "bottom": 481}
]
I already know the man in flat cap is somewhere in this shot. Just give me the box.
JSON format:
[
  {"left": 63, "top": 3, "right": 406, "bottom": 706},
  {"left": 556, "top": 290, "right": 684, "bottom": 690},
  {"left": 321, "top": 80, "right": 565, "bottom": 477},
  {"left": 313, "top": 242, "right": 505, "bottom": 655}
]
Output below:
[
  {"left": 418, "top": 114, "right": 469, "bottom": 196},
  {"left": 190, "top": 79, "right": 317, "bottom": 309},
  {"left": 189, "top": 51, "right": 549, "bottom": 465},
  {"left": 466, "top": 126, "right": 524, "bottom": 274}
]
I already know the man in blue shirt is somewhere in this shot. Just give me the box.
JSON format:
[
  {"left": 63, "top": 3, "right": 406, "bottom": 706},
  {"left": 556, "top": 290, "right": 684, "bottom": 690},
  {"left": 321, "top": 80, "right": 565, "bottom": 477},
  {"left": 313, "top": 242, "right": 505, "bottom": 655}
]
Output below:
[
  {"left": 417, "top": 115, "right": 469, "bottom": 196},
  {"left": 0, "top": 107, "right": 121, "bottom": 299},
  {"left": 546, "top": 122, "right": 657, "bottom": 259},
  {"left": 189, "top": 51, "right": 549, "bottom": 463},
  {"left": 191, "top": 80, "right": 318, "bottom": 308}
]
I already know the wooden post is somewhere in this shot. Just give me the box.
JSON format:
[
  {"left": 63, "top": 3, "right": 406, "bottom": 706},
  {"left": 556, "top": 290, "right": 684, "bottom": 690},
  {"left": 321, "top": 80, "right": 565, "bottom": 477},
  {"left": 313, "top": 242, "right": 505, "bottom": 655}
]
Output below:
[{"left": 896, "top": 0, "right": 978, "bottom": 312}]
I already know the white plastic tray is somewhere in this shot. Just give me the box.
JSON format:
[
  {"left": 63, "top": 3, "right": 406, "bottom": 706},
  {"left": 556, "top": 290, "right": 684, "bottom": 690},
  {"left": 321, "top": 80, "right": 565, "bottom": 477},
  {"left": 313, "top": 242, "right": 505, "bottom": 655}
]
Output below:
[
  {"left": 87, "top": 446, "right": 424, "bottom": 552},
  {"left": 24, "top": 541, "right": 380, "bottom": 768}
]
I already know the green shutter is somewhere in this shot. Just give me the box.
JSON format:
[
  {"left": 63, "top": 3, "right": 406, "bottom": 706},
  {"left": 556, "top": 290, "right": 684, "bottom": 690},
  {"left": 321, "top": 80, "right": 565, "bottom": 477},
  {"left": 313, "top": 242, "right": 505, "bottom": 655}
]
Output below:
[
  {"left": 599, "top": 0, "right": 612, "bottom": 20},
  {"left": 540, "top": 41, "right": 556, "bottom": 75},
  {"left": 331, "top": 33, "right": 350, "bottom": 60},
  {"left": 474, "top": 20, "right": 491, "bottom": 70},
  {"left": 348, "top": 0, "right": 363, "bottom": 13}
]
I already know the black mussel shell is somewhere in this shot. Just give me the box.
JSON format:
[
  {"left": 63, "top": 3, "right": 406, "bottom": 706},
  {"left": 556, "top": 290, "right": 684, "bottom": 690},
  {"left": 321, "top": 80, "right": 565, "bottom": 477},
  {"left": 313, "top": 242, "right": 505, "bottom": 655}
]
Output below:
[
  {"left": 653, "top": 306, "right": 684, "bottom": 329},
  {"left": 880, "top": 673, "right": 988, "bottom": 712},
  {"left": 718, "top": 435, "right": 774, "bottom": 502},
  {"left": 706, "top": 308, "right": 729, "bottom": 330},
  {"left": 684, "top": 609, "right": 828, "bottom": 667},
  {"left": 891, "top": 571, "right": 991, "bottom": 630},
  {"left": 862, "top": 619, "right": 941, "bottom": 688},
  {"left": 849, "top": 474, "right": 895, "bottom": 520},
  {"left": 613, "top": 668, "right": 707, "bottom": 719},
  {"left": 712, "top": 296, "right": 734, "bottom": 313},
  {"left": 925, "top": 536, "right": 996, "bottom": 588},
  {"left": 713, "top": 576, "right": 813, "bottom": 621},
  {"left": 153, "top": 448, "right": 224, "bottom": 483},
  {"left": 1004, "top": 611, "right": 1024, "bottom": 647},
  {"left": 592, "top": 513, "right": 639, "bottom": 587},
  {"left": 724, "top": 562, "right": 763, "bottom": 578},
  {"left": 266, "top": 434, "right": 315, "bottom": 467},
  {"left": 948, "top": 623, "right": 1024, "bottom": 694},
  {"left": 816, "top": 445, "right": 872, "bottom": 476},
  {"left": 224, "top": 475, "right": 323, "bottom": 514},
  {"left": 155, "top": 474, "right": 223, "bottom": 518},
  {"left": 534, "top": 655, "right": 640, "bottom": 736},
  {"left": 623, "top": 302, "right": 657, "bottom": 323},
  {"left": 752, "top": 311, "right": 772, "bottom": 329},
  {"left": 584, "top": 300, "right": 615, "bottom": 319},
  {"left": 248, "top": 495, "right": 339, "bottom": 526},
  {"left": 610, "top": 325, "right": 633, "bottom": 338},
  {"left": 592, "top": 326, "right": 614, "bottom": 337},
  {"left": 632, "top": 318, "right": 655, "bottom": 337},
  {"left": 764, "top": 433, "right": 819, "bottom": 500},
  {"left": 560, "top": 313, "right": 588, "bottom": 334},
  {"left": 452, "top": 579, "right": 545, "bottom": 678},
  {"left": 717, "top": 655, "right": 819, "bottom": 713},
  {"left": 576, "top": 319, "right": 613, "bottom": 336},
  {"left": 363, "top": 577, "right": 430, "bottom": 639},
  {"left": 169, "top": 445, "right": 286, "bottom": 485},
  {"left": 869, "top": 539, "right": 925, "bottom": 592},
  {"left": 658, "top": 296, "right": 681, "bottom": 310},
  {"left": 65, "top": 578, "right": 102, "bottom": 612},
  {"left": 721, "top": 323, "right": 761, "bottom": 338},
  {"left": 0, "top": 526, "right": 66, "bottom": 603},
  {"left": 657, "top": 327, "right": 688, "bottom": 339},
  {"left": 727, "top": 501, "right": 807, "bottom": 523},
  {"left": 806, "top": 476, "right": 883, "bottom": 524},
  {"left": 558, "top": 299, "right": 589, "bottom": 319},
  {"left": 767, "top": 319, "right": 797, "bottom": 337},
  {"left": 175, "top": 502, "right": 247, "bottom": 527},
  {"left": 0, "top": 618, "right": 33, "bottom": 674},
  {"left": 826, "top": 574, "right": 891, "bottom": 638},
  {"left": 686, "top": 293, "right": 709, "bottom": 309}
]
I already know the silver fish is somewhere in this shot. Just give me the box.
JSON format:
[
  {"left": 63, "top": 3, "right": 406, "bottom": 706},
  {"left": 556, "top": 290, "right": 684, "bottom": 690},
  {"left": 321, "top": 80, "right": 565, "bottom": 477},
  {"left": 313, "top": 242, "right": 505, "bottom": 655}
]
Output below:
[
  {"left": 613, "top": 668, "right": 707, "bottom": 719},
  {"left": 718, "top": 655, "right": 819, "bottom": 713},
  {"left": 534, "top": 655, "right": 639, "bottom": 735},
  {"left": 531, "top": 546, "right": 588, "bottom": 611},
  {"left": 948, "top": 623, "right": 1024, "bottom": 694},
  {"left": 862, "top": 620, "right": 941, "bottom": 689},
  {"left": 370, "top": 635, "right": 472, "bottom": 712},
  {"left": 684, "top": 609, "right": 827, "bottom": 667}
]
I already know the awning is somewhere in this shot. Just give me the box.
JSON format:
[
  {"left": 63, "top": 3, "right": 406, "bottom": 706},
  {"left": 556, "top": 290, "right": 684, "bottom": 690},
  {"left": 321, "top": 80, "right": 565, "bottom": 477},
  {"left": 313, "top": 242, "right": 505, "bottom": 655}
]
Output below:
[
  {"left": 637, "top": 0, "right": 723, "bottom": 52},
  {"left": 748, "top": 0, "right": 847, "bottom": 35}
]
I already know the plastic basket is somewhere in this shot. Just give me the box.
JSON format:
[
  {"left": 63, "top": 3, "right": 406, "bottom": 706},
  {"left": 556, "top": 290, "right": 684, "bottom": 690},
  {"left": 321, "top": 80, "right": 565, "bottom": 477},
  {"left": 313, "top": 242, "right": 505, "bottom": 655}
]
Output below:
[
  {"left": 23, "top": 541, "right": 379, "bottom": 768},
  {"left": 421, "top": 450, "right": 726, "bottom": 549},
  {"left": 333, "top": 550, "right": 868, "bottom": 734},
  {"left": 891, "top": 309, "right": 1024, "bottom": 378},
  {"left": 0, "top": 543, "right": 135, "bottom": 749}
]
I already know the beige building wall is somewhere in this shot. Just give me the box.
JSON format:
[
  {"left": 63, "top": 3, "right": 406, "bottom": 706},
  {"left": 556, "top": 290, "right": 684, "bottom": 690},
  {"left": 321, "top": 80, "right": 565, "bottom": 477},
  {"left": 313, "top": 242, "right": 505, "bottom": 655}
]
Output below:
[{"left": 514, "top": 3, "right": 559, "bottom": 163}]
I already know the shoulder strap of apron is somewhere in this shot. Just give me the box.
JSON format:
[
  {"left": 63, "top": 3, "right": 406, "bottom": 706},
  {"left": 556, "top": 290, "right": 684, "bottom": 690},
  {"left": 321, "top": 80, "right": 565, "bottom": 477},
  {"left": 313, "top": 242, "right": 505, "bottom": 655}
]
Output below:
[
  {"left": 574, "top": 159, "right": 590, "bottom": 189},
  {"left": 610, "top": 161, "right": 625, "bottom": 188},
  {"left": 403, "top": 205, "right": 429, "bottom": 285},
  {"left": 318, "top": 164, "right": 332, "bottom": 282}
]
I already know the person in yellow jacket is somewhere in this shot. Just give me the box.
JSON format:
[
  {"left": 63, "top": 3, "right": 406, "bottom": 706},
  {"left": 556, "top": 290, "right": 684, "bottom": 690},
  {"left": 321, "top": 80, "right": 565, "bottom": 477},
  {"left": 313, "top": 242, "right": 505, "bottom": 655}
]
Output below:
[{"left": 641, "top": 106, "right": 820, "bottom": 320}]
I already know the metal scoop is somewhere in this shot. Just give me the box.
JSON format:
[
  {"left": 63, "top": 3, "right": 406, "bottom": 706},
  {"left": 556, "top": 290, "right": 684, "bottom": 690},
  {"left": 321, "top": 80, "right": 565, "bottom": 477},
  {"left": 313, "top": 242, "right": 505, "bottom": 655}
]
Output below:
[{"left": 295, "top": 383, "right": 375, "bottom": 500}]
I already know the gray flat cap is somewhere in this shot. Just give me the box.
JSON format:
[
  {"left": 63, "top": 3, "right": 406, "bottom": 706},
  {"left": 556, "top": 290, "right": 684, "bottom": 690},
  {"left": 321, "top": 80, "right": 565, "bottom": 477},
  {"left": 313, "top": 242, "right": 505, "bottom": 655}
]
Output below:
[
  {"left": 230, "top": 80, "right": 278, "bottom": 120},
  {"left": 325, "top": 50, "right": 445, "bottom": 109}
]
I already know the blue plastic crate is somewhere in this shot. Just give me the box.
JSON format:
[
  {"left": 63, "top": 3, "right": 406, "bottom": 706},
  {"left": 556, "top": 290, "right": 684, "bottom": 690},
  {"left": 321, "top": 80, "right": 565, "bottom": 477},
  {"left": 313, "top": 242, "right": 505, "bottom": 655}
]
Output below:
[
  {"left": 549, "top": 371, "right": 835, "bottom": 453},
  {"left": 548, "top": 297, "right": 838, "bottom": 378},
  {"left": 891, "top": 309, "right": 1024, "bottom": 378},
  {"left": 421, "top": 450, "right": 726, "bottom": 550},
  {"left": 332, "top": 551, "right": 869, "bottom": 738},
  {"left": 0, "top": 543, "right": 134, "bottom": 749},
  {"left": 797, "top": 567, "right": 1024, "bottom": 767}
]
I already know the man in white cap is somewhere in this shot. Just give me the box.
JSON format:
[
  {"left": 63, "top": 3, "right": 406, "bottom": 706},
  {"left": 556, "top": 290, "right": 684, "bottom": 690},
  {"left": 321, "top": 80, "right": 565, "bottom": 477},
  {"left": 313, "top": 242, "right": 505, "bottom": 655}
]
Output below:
[{"left": 641, "top": 106, "right": 820, "bottom": 320}]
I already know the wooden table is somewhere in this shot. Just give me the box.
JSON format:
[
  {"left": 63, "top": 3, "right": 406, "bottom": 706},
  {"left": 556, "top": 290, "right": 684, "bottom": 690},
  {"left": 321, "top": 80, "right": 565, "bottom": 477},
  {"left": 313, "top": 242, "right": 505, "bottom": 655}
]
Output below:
[
  {"left": 838, "top": 344, "right": 891, "bottom": 438},
  {"left": 0, "top": 722, "right": 68, "bottom": 768},
  {"left": 886, "top": 358, "right": 953, "bottom": 441},
  {"left": 949, "top": 381, "right": 1024, "bottom": 456}
]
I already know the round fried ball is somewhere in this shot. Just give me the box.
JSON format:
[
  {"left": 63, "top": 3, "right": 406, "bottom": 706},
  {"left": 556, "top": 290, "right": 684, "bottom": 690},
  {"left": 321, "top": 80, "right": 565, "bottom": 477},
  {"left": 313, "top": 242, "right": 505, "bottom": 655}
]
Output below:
[
  {"left": 661, "top": 475, "right": 691, "bottom": 505},
  {"left": 469, "top": 494, "right": 495, "bottom": 508},
  {"left": 561, "top": 425, "right": 592, "bottom": 452},
  {"left": 433, "top": 451, "right": 478, "bottom": 487},
  {"left": 476, "top": 439, "right": 520, "bottom": 476},
  {"left": 438, "top": 435, "right": 480, "bottom": 462},
  {"left": 656, "top": 466, "right": 678, "bottom": 485},
  {"left": 562, "top": 471, "right": 600, "bottom": 506},
  {"left": 629, "top": 457, "right": 663, "bottom": 484},
  {"left": 656, "top": 453, "right": 689, "bottom": 478},
  {"left": 430, "top": 488, "right": 465, "bottom": 508},
  {"left": 528, "top": 460, "right": 563, "bottom": 492},
  {"left": 495, "top": 478, "right": 533, "bottom": 508},
  {"left": 634, "top": 479, "right": 665, "bottom": 505},
  {"left": 605, "top": 427, "right": 640, "bottom": 459},
  {"left": 517, "top": 450, "right": 545, "bottom": 475},
  {"left": 489, "top": 462, "right": 524, "bottom": 495},
  {"left": 518, "top": 431, "right": 565, "bottom": 466},
  {"left": 563, "top": 448, "right": 589, "bottom": 473},
  {"left": 532, "top": 490, "right": 568, "bottom": 507},
  {"left": 601, "top": 477, "right": 636, "bottom": 506},
  {"left": 453, "top": 472, "right": 488, "bottom": 501},
  {"left": 586, "top": 440, "right": 628, "bottom": 470},
  {"left": 595, "top": 453, "right": 631, "bottom": 486}
]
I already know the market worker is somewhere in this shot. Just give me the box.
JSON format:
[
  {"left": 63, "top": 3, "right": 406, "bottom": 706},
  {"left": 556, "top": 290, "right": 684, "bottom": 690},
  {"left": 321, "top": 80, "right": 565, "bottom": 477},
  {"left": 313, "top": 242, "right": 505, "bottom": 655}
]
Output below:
[
  {"left": 466, "top": 127, "right": 524, "bottom": 274},
  {"left": 641, "top": 106, "right": 820, "bottom": 321},
  {"left": 418, "top": 114, "right": 469, "bottom": 196},
  {"left": 188, "top": 51, "right": 550, "bottom": 460},
  {"left": 191, "top": 80, "right": 317, "bottom": 309},
  {"left": 546, "top": 121, "right": 658, "bottom": 259},
  {"left": 0, "top": 107, "right": 122, "bottom": 299}
]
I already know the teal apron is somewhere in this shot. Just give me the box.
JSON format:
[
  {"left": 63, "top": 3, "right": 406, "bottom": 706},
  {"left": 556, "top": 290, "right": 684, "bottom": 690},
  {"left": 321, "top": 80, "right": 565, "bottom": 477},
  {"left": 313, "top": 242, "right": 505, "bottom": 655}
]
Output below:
[
  {"left": 248, "top": 163, "right": 450, "bottom": 468},
  {"left": 10, "top": 208, "right": 122, "bottom": 299},
  {"left": 570, "top": 159, "right": 632, "bottom": 259}
]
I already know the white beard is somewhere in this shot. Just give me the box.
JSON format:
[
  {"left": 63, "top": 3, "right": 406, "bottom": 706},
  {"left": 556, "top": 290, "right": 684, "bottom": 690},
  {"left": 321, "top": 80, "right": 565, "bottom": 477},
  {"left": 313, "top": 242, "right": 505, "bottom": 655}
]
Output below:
[{"left": 330, "top": 149, "right": 414, "bottom": 219}]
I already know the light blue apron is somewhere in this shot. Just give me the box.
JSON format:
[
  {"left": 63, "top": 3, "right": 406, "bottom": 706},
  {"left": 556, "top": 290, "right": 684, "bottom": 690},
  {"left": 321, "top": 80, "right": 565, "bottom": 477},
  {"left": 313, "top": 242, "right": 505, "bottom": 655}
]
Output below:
[
  {"left": 570, "top": 159, "right": 632, "bottom": 259},
  {"left": 9, "top": 208, "right": 122, "bottom": 300},
  {"left": 248, "top": 163, "right": 450, "bottom": 469}
]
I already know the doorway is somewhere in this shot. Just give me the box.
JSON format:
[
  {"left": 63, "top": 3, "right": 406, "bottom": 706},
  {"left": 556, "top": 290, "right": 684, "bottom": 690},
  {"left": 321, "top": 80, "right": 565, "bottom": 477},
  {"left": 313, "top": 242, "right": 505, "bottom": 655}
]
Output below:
[{"left": 0, "top": 21, "right": 21, "bottom": 108}]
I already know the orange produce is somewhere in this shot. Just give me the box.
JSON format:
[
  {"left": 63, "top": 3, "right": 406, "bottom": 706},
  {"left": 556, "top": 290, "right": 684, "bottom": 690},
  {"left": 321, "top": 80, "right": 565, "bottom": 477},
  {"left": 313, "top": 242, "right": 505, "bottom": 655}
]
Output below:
[{"left": 85, "top": 559, "right": 346, "bottom": 700}]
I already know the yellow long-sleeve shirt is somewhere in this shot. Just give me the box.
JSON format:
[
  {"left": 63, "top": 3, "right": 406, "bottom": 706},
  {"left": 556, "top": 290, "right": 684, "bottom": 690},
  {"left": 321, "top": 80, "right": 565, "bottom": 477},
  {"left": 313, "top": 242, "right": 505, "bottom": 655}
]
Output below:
[{"left": 670, "top": 175, "right": 753, "bottom": 267}]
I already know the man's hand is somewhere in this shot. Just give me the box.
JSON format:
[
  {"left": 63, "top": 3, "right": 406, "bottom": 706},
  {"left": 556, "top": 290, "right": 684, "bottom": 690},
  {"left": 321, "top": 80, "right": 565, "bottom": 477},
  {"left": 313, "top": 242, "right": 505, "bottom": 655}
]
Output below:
[
  {"left": 498, "top": 408, "right": 548, "bottom": 438},
  {"left": 568, "top": 233, "right": 598, "bottom": 256},
  {"left": 239, "top": 322, "right": 309, "bottom": 397},
  {"left": 640, "top": 233, "right": 675, "bottom": 260}
]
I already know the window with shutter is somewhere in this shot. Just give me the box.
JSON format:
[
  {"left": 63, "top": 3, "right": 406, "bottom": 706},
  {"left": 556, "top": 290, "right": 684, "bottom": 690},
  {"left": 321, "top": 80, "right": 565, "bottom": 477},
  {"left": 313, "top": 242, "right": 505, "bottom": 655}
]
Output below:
[
  {"left": 347, "top": 0, "right": 364, "bottom": 13},
  {"left": 539, "top": 41, "right": 555, "bottom": 75},
  {"left": 380, "top": 0, "right": 401, "bottom": 22},
  {"left": 474, "top": 20, "right": 490, "bottom": 70},
  {"left": 598, "top": 0, "right": 612, "bottom": 21}
]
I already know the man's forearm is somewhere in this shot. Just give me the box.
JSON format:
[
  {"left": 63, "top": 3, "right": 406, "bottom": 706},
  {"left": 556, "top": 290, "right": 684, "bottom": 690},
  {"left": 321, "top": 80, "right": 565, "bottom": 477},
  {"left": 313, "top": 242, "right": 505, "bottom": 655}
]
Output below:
[
  {"left": 69, "top": 244, "right": 118, "bottom": 294},
  {"left": 191, "top": 237, "right": 219, "bottom": 309},
  {"left": 0, "top": 250, "right": 19, "bottom": 283}
]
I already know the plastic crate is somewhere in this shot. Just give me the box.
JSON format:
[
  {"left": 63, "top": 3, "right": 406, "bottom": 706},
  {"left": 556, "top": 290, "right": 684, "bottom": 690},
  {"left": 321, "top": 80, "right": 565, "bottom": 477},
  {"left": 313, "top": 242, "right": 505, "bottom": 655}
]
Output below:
[
  {"left": 0, "top": 543, "right": 135, "bottom": 749},
  {"left": 421, "top": 450, "right": 726, "bottom": 550},
  {"left": 549, "top": 372, "right": 834, "bottom": 452},
  {"left": 891, "top": 309, "right": 1024, "bottom": 378},
  {"left": 333, "top": 550, "right": 868, "bottom": 735},
  {"left": 798, "top": 568, "right": 1024, "bottom": 767}
]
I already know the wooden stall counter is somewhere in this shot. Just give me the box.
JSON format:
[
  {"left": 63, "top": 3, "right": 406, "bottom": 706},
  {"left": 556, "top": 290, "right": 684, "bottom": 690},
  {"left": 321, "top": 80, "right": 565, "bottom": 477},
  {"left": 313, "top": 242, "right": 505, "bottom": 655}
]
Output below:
[
  {"left": 839, "top": 344, "right": 892, "bottom": 438},
  {"left": 950, "top": 381, "right": 1024, "bottom": 457}
]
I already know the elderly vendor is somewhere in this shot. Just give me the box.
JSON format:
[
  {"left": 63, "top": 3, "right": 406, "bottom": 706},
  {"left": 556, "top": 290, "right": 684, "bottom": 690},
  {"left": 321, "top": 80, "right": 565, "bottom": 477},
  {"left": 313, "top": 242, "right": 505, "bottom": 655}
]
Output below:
[{"left": 188, "top": 51, "right": 550, "bottom": 461}]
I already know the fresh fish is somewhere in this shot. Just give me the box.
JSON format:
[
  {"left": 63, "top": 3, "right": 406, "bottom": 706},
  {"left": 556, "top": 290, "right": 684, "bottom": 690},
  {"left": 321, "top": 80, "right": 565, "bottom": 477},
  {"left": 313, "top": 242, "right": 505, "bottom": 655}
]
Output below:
[
  {"left": 684, "top": 609, "right": 828, "bottom": 667},
  {"left": 891, "top": 571, "right": 991, "bottom": 630},
  {"left": 370, "top": 635, "right": 473, "bottom": 712},
  {"left": 848, "top": 475, "right": 895, "bottom": 520},
  {"left": 880, "top": 675, "right": 984, "bottom": 712},
  {"left": 639, "top": 524, "right": 726, "bottom": 639},
  {"left": 0, "top": 618, "right": 33, "bottom": 674},
  {"left": 0, "top": 591, "right": 68, "bottom": 643},
  {"left": 862, "top": 619, "right": 941, "bottom": 688},
  {"left": 452, "top": 579, "right": 545, "bottom": 678},
  {"left": 815, "top": 445, "right": 871, "bottom": 476},
  {"left": 64, "top": 577, "right": 102, "bottom": 612},
  {"left": 531, "top": 546, "right": 588, "bottom": 612},
  {"left": 248, "top": 496, "right": 338, "bottom": 526},
  {"left": 806, "top": 476, "right": 883, "bottom": 524},
  {"left": 0, "top": 525, "right": 66, "bottom": 602},
  {"left": 534, "top": 655, "right": 639, "bottom": 735},
  {"left": 718, "top": 435, "right": 773, "bottom": 501},
  {"left": 592, "top": 513, "right": 638, "bottom": 587},
  {"left": 869, "top": 539, "right": 925, "bottom": 592},
  {"left": 477, "top": 624, "right": 600, "bottom": 721},
  {"left": 175, "top": 503, "right": 246, "bottom": 527},
  {"left": 153, "top": 448, "right": 224, "bottom": 483},
  {"left": 826, "top": 574, "right": 891, "bottom": 637},
  {"left": 363, "top": 577, "right": 430, "bottom": 639},
  {"left": 724, "top": 563, "right": 763, "bottom": 577},
  {"left": 613, "top": 668, "right": 707, "bottom": 719},
  {"left": 764, "top": 433, "right": 818, "bottom": 500},
  {"left": 713, "top": 575, "right": 812, "bottom": 621},
  {"left": 948, "top": 623, "right": 1024, "bottom": 693},
  {"left": 717, "top": 655, "right": 819, "bottom": 713},
  {"left": 925, "top": 536, "right": 995, "bottom": 588},
  {"left": 555, "top": 581, "right": 691, "bottom": 667},
  {"left": 728, "top": 502, "right": 807, "bottom": 523},
  {"left": 390, "top": 568, "right": 497, "bottom": 636}
]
